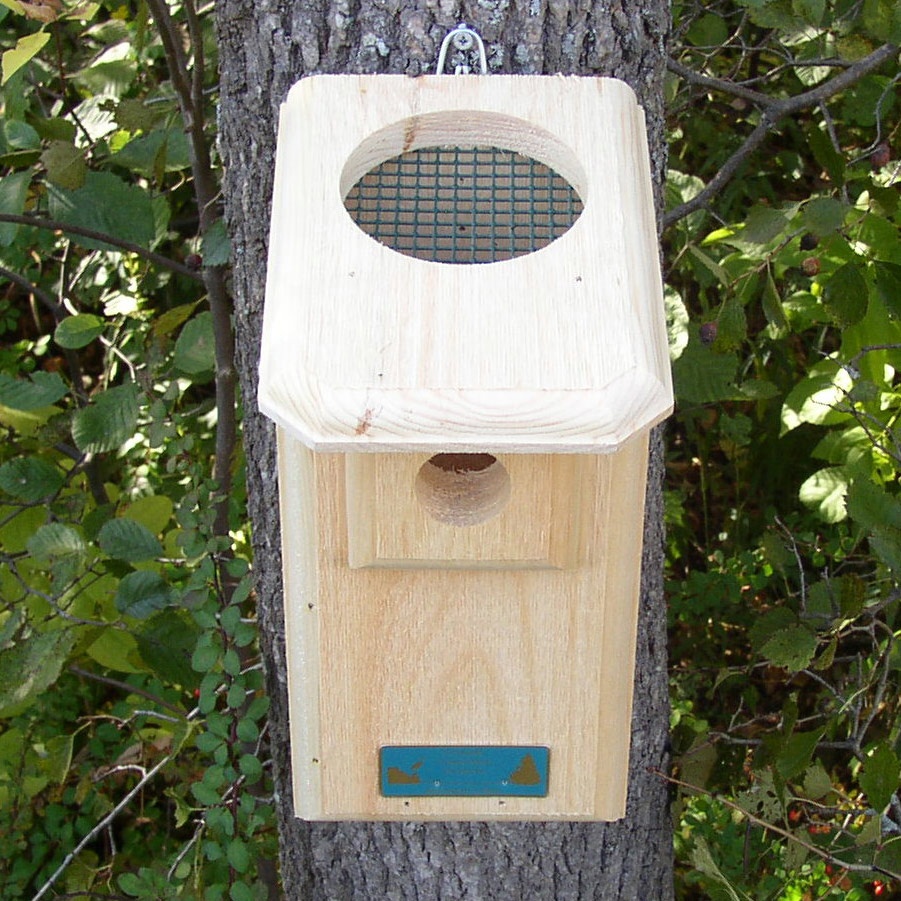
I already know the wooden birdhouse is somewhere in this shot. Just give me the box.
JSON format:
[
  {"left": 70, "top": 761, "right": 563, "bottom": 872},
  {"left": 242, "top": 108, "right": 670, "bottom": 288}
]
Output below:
[{"left": 259, "top": 71, "right": 673, "bottom": 822}]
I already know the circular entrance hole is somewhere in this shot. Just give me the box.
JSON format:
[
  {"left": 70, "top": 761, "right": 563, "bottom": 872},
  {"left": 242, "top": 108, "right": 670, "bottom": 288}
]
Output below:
[{"left": 414, "top": 453, "right": 511, "bottom": 526}]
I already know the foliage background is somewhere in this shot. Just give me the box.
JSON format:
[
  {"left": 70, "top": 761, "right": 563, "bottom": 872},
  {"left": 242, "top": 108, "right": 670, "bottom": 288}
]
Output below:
[{"left": 0, "top": 0, "right": 898, "bottom": 898}]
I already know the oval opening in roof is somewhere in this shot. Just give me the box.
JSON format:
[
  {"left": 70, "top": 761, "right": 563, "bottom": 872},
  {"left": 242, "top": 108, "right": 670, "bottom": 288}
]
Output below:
[{"left": 343, "top": 145, "right": 583, "bottom": 264}]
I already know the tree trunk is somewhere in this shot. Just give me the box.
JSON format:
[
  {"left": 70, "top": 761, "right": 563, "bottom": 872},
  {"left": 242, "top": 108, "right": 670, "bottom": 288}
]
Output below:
[{"left": 216, "top": 2, "right": 673, "bottom": 897}]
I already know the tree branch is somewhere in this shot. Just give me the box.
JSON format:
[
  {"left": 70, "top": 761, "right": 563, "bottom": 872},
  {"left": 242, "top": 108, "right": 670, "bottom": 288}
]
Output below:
[
  {"left": 652, "top": 769, "right": 901, "bottom": 880},
  {"left": 146, "top": 0, "right": 237, "bottom": 541},
  {"left": 0, "top": 213, "right": 203, "bottom": 281},
  {"left": 664, "top": 43, "right": 899, "bottom": 229}
]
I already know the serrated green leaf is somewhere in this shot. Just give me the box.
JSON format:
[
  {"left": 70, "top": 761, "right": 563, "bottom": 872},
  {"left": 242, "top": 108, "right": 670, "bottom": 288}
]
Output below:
[
  {"left": 72, "top": 382, "right": 140, "bottom": 454},
  {"left": 736, "top": 205, "right": 791, "bottom": 245},
  {"left": 226, "top": 839, "right": 251, "bottom": 875},
  {"left": 111, "top": 127, "right": 191, "bottom": 175},
  {"left": 823, "top": 263, "right": 868, "bottom": 327},
  {"left": 152, "top": 301, "right": 199, "bottom": 338},
  {"left": 689, "top": 837, "right": 743, "bottom": 901},
  {"left": 26, "top": 523, "right": 85, "bottom": 562},
  {"left": 115, "top": 571, "right": 172, "bottom": 619},
  {"left": 802, "top": 198, "right": 846, "bottom": 236},
  {"left": 777, "top": 730, "right": 824, "bottom": 779},
  {"left": 874, "top": 262, "right": 901, "bottom": 320},
  {"left": 760, "top": 625, "right": 818, "bottom": 671},
  {"left": 807, "top": 126, "right": 845, "bottom": 186},
  {"left": 174, "top": 311, "right": 215, "bottom": 375},
  {"left": 749, "top": 608, "right": 798, "bottom": 653},
  {"left": 0, "top": 372, "right": 67, "bottom": 410},
  {"left": 2, "top": 31, "right": 51, "bottom": 84},
  {"left": 846, "top": 478, "right": 901, "bottom": 532},
  {"left": 54, "top": 313, "right": 104, "bottom": 349},
  {"left": 0, "top": 629, "right": 76, "bottom": 716},
  {"left": 715, "top": 296, "right": 747, "bottom": 349},
  {"left": 114, "top": 97, "right": 161, "bottom": 132},
  {"left": 202, "top": 218, "right": 231, "bottom": 267},
  {"left": 41, "top": 140, "right": 86, "bottom": 190},
  {"left": 98, "top": 517, "right": 162, "bottom": 562},
  {"left": 799, "top": 467, "right": 848, "bottom": 523},
  {"left": 191, "top": 780, "right": 221, "bottom": 807},
  {"left": 0, "top": 170, "right": 31, "bottom": 245},
  {"left": 0, "top": 456, "right": 64, "bottom": 501},
  {"left": 802, "top": 762, "right": 834, "bottom": 800},
  {"left": 761, "top": 270, "right": 788, "bottom": 329},
  {"left": 672, "top": 334, "right": 740, "bottom": 404},
  {"left": 123, "top": 495, "right": 174, "bottom": 535},
  {"left": 860, "top": 743, "right": 900, "bottom": 811},
  {"left": 85, "top": 629, "right": 143, "bottom": 674},
  {"left": 47, "top": 171, "right": 154, "bottom": 251},
  {"left": 134, "top": 609, "right": 200, "bottom": 688}
]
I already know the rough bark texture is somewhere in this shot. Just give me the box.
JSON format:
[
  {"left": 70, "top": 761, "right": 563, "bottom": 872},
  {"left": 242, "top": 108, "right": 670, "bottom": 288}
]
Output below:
[{"left": 216, "top": 1, "right": 674, "bottom": 897}]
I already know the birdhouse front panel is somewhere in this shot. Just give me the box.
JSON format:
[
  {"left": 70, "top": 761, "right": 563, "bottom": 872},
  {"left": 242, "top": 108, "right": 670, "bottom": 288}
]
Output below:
[
  {"left": 277, "top": 433, "right": 650, "bottom": 820},
  {"left": 260, "top": 73, "right": 673, "bottom": 821}
]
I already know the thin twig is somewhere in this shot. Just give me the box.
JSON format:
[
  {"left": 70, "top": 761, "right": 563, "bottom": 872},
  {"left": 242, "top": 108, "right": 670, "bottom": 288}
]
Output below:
[
  {"left": 68, "top": 665, "right": 188, "bottom": 718},
  {"left": 31, "top": 751, "right": 176, "bottom": 901},
  {"left": 664, "top": 43, "right": 899, "bottom": 228},
  {"left": 653, "top": 769, "right": 901, "bottom": 879},
  {"left": 0, "top": 213, "right": 202, "bottom": 281}
]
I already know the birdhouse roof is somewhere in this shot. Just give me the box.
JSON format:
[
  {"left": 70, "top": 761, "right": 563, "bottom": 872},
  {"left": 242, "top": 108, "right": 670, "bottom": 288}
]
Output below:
[{"left": 259, "top": 74, "right": 673, "bottom": 453}]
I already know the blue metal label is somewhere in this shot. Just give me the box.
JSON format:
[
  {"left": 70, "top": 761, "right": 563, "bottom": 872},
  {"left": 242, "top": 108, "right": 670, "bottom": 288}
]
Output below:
[{"left": 380, "top": 746, "right": 549, "bottom": 797}]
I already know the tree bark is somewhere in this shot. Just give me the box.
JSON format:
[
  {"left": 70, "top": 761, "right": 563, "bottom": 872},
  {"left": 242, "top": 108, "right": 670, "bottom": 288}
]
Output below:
[{"left": 216, "top": 1, "right": 673, "bottom": 897}]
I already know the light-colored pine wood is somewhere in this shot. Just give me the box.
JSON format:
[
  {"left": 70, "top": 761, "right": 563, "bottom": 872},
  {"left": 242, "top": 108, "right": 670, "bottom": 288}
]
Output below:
[
  {"left": 259, "top": 74, "right": 672, "bottom": 453},
  {"left": 346, "top": 453, "right": 580, "bottom": 569},
  {"left": 278, "top": 432, "right": 649, "bottom": 820},
  {"left": 262, "top": 73, "right": 673, "bottom": 821}
]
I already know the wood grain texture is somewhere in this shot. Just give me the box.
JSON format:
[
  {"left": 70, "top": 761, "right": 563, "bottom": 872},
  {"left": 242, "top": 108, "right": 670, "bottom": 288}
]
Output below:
[
  {"left": 278, "top": 433, "right": 649, "bottom": 820},
  {"left": 346, "top": 453, "right": 580, "bottom": 569},
  {"left": 217, "top": 0, "right": 676, "bottom": 893},
  {"left": 259, "top": 75, "right": 673, "bottom": 453}
]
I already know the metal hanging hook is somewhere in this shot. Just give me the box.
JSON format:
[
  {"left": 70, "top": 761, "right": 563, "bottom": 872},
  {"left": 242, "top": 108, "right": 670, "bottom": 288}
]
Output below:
[{"left": 436, "top": 23, "right": 488, "bottom": 75}]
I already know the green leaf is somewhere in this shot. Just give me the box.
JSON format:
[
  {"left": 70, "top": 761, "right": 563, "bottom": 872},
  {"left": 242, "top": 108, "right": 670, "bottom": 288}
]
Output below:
[
  {"left": 736, "top": 205, "right": 791, "bottom": 245},
  {"left": 47, "top": 170, "right": 154, "bottom": 251},
  {"left": 85, "top": 629, "right": 143, "bottom": 674},
  {"left": 761, "top": 270, "right": 788, "bottom": 329},
  {"left": 715, "top": 295, "right": 747, "bottom": 349},
  {"left": 672, "top": 334, "right": 740, "bottom": 404},
  {"left": 202, "top": 218, "right": 231, "bottom": 267},
  {"left": 776, "top": 730, "right": 824, "bottom": 779},
  {"left": 0, "top": 170, "right": 31, "bottom": 245},
  {"left": 799, "top": 467, "right": 848, "bottom": 522},
  {"left": 226, "top": 839, "right": 251, "bottom": 875},
  {"left": 860, "top": 743, "right": 900, "bottom": 811},
  {"left": 111, "top": 127, "right": 191, "bottom": 175},
  {"left": 0, "top": 371, "right": 67, "bottom": 410},
  {"left": 230, "top": 882, "right": 255, "bottom": 901},
  {"left": 123, "top": 495, "right": 174, "bottom": 535},
  {"left": 54, "top": 313, "right": 104, "bottom": 349},
  {"left": 0, "top": 456, "right": 64, "bottom": 501},
  {"left": 760, "top": 625, "right": 818, "bottom": 671},
  {"left": 873, "top": 262, "right": 901, "bottom": 320},
  {"left": 72, "top": 382, "right": 140, "bottom": 454},
  {"left": 98, "top": 517, "right": 162, "bottom": 562},
  {"left": 0, "top": 629, "right": 77, "bottom": 716},
  {"left": 806, "top": 126, "right": 845, "bottom": 186},
  {"left": 749, "top": 608, "right": 798, "bottom": 653},
  {"left": 41, "top": 140, "right": 86, "bottom": 190},
  {"left": 823, "top": 263, "right": 868, "bottom": 327},
  {"left": 2, "top": 31, "right": 51, "bottom": 84},
  {"left": 846, "top": 479, "right": 901, "bottom": 532},
  {"left": 26, "top": 523, "right": 85, "bottom": 562},
  {"left": 115, "top": 571, "right": 172, "bottom": 619},
  {"left": 802, "top": 198, "right": 846, "bottom": 237},
  {"left": 174, "top": 311, "right": 216, "bottom": 375},
  {"left": 135, "top": 609, "right": 201, "bottom": 689}
]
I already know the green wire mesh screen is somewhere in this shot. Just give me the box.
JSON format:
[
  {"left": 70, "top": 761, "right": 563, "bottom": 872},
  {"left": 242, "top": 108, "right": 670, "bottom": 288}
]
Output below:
[{"left": 343, "top": 146, "right": 583, "bottom": 264}]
